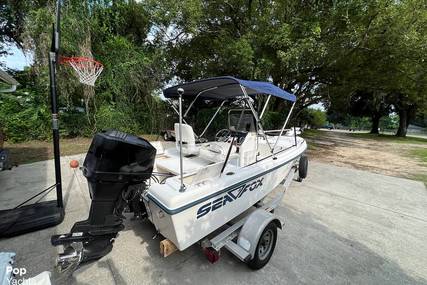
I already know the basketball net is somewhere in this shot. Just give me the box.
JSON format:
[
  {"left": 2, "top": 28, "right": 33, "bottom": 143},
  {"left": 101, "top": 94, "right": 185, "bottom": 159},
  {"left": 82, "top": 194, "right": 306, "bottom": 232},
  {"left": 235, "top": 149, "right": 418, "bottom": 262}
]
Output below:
[{"left": 60, "top": 57, "right": 103, "bottom": 86}]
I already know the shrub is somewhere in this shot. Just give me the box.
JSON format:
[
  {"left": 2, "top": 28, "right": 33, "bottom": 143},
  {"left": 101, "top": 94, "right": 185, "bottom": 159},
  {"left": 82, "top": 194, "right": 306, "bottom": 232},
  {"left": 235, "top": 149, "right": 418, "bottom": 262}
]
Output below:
[
  {"left": 262, "top": 111, "right": 282, "bottom": 130},
  {"left": 60, "top": 108, "right": 92, "bottom": 137},
  {"left": 0, "top": 91, "right": 51, "bottom": 142},
  {"left": 95, "top": 103, "right": 143, "bottom": 135}
]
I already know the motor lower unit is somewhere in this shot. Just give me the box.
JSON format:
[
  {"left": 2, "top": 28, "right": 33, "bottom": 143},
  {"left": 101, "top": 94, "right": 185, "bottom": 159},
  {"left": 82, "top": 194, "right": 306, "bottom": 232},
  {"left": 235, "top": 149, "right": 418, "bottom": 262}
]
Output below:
[{"left": 51, "top": 130, "right": 156, "bottom": 271}]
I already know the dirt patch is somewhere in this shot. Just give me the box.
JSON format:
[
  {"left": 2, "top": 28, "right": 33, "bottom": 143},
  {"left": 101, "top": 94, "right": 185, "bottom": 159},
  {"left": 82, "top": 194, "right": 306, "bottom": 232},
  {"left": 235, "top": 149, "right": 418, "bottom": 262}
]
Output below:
[{"left": 305, "top": 131, "right": 427, "bottom": 183}]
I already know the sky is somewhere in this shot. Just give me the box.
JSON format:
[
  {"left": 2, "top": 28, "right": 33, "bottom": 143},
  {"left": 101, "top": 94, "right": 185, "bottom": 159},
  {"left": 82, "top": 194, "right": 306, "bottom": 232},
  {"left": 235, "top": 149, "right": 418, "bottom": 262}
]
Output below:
[{"left": 0, "top": 44, "right": 33, "bottom": 70}]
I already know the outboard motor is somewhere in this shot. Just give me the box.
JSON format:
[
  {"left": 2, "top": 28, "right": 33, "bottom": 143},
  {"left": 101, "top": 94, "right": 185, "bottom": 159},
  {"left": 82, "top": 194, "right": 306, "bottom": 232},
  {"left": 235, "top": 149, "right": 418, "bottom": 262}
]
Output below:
[{"left": 51, "top": 130, "right": 156, "bottom": 273}]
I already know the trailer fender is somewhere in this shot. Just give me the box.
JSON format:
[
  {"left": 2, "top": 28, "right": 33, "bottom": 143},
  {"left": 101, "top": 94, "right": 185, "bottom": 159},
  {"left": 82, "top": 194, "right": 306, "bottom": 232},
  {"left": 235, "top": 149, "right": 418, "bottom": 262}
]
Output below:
[{"left": 237, "top": 209, "right": 283, "bottom": 259}]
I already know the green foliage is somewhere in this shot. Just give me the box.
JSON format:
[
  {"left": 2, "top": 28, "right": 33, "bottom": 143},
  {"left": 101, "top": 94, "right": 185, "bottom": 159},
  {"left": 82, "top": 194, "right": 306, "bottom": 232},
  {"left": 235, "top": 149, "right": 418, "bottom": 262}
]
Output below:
[
  {"left": 0, "top": 90, "right": 50, "bottom": 142},
  {"left": 261, "top": 112, "right": 282, "bottom": 130},
  {"left": 192, "top": 108, "right": 228, "bottom": 139},
  {"left": 347, "top": 117, "right": 371, "bottom": 130},
  {"left": 380, "top": 115, "right": 399, "bottom": 131},
  {"left": 308, "top": 109, "right": 327, "bottom": 129},
  {"left": 2, "top": 0, "right": 426, "bottom": 141},
  {"left": 298, "top": 109, "right": 327, "bottom": 129},
  {"left": 95, "top": 103, "right": 143, "bottom": 135},
  {"left": 59, "top": 109, "right": 92, "bottom": 137},
  {"left": 326, "top": 0, "right": 427, "bottom": 136}
]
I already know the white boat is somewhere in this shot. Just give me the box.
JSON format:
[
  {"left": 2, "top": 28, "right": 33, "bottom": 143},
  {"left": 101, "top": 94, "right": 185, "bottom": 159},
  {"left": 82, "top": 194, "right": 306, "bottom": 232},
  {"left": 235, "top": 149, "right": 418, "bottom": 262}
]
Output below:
[{"left": 52, "top": 76, "right": 308, "bottom": 272}]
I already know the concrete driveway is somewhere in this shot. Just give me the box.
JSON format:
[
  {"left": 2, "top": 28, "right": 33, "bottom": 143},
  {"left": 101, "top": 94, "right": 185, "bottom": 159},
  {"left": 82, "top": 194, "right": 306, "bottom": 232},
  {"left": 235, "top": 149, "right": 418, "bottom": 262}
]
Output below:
[{"left": 0, "top": 156, "right": 426, "bottom": 285}]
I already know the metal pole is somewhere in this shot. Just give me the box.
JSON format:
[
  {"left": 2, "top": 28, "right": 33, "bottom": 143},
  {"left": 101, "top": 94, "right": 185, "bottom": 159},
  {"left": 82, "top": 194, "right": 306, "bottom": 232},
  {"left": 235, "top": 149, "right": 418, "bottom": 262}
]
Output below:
[
  {"left": 259, "top": 95, "right": 271, "bottom": 119},
  {"left": 49, "top": 0, "right": 63, "bottom": 208},
  {"left": 294, "top": 125, "right": 297, "bottom": 146},
  {"left": 272, "top": 101, "right": 295, "bottom": 153},
  {"left": 177, "top": 88, "right": 185, "bottom": 192},
  {"left": 166, "top": 99, "right": 191, "bottom": 126},
  {"left": 166, "top": 99, "right": 197, "bottom": 139},
  {"left": 199, "top": 100, "right": 225, "bottom": 137},
  {"left": 258, "top": 95, "right": 270, "bottom": 159},
  {"left": 184, "top": 87, "right": 218, "bottom": 118},
  {"left": 239, "top": 85, "right": 273, "bottom": 152}
]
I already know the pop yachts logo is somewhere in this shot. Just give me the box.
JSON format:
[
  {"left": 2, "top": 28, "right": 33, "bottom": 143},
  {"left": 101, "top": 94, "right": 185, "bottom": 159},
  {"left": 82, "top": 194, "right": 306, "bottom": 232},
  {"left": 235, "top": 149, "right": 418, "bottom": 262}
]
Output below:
[
  {"left": 6, "top": 266, "right": 27, "bottom": 285},
  {"left": 197, "top": 177, "right": 264, "bottom": 219}
]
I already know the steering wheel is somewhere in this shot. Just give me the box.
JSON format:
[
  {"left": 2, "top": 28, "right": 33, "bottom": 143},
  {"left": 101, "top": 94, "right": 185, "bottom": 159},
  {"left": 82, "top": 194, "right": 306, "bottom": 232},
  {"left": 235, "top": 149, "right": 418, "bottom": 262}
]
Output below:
[
  {"left": 196, "top": 137, "right": 208, "bottom": 143},
  {"left": 215, "top": 129, "right": 231, "bottom": 142}
]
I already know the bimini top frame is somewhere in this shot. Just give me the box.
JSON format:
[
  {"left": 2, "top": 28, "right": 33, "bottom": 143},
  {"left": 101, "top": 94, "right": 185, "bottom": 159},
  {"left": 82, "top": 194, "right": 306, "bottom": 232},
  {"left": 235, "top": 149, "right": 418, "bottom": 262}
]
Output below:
[
  {"left": 163, "top": 76, "right": 296, "bottom": 102},
  {"left": 163, "top": 76, "right": 297, "bottom": 192}
]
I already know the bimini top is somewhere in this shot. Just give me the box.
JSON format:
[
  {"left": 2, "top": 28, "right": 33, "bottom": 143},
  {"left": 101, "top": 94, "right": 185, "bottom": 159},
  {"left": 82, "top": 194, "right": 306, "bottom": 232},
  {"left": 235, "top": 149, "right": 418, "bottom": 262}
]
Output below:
[{"left": 163, "top": 76, "right": 296, "bottom": 102}]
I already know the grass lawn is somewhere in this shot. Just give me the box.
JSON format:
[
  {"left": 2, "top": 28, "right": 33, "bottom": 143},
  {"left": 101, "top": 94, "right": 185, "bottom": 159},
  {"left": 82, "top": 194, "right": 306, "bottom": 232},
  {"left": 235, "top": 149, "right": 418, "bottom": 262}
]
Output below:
[
  {"left": 348, "top": 132, "right": 427, "bottom": 145},
  {"left": 409, "top": 148, "right": 427, "bottom": 186},
  {"left": 4, "top": 134, "right": 160, "bottom": 166},
  {"left": 301, "top": 129, "right": 324, "bottom": 139},
  {"left": 410, "top": 148, "right": 427, "bottom": 163}
]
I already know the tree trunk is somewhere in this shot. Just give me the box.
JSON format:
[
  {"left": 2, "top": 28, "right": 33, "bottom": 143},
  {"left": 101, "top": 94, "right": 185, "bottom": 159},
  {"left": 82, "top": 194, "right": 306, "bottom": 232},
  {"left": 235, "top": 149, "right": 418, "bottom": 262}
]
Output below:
[
  {"left": 370, "top": 114, "right": 380, "bottom": 134},
  {"left": 396, "top": 109, "right": 408, "bottom": 137}
]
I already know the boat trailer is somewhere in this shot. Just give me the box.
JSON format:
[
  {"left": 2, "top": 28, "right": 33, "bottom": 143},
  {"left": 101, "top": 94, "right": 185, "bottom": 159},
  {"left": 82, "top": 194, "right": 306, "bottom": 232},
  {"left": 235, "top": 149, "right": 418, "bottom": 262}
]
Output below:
[
  {"left": 54, "top": 155, "right": 306, "bottom": 278},
  {"left": 199, "top": 162, "right": 298, "bottom": 268}
]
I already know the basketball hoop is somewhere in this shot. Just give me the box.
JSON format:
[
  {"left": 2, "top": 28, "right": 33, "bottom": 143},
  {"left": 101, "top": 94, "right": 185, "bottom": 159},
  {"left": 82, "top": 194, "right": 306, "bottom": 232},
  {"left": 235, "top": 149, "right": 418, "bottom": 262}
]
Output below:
[{"left": 60, "top": 56, "right": 103, "bottom": 86}]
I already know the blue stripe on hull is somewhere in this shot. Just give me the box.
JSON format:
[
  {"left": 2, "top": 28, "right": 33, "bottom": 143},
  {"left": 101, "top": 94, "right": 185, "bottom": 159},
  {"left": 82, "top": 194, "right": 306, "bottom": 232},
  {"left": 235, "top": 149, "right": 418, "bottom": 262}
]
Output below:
[{"left": 147, "top": 151, "right": 304, "bottom": 215}]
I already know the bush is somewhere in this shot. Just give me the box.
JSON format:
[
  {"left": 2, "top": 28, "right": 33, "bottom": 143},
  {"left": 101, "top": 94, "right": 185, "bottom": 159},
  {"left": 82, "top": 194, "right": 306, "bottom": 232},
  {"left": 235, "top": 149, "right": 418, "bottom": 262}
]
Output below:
[
  {"left": 0, "top": 91, "right": 51, "bottom": 142},
  {"left": 309, "top": 109, "right": 327, "bottom": 128},
  {"left": 262, "top": 111, "right": 282, "bottom": 130},
  {"left": 60, "top": 108, "right": 92, "bottom": 137},
  {"left": 95, "top": 103, "right": 143, "bottom": 135},
  {"left": 192, "top": 108, "right": 228, "bottom": 139}
]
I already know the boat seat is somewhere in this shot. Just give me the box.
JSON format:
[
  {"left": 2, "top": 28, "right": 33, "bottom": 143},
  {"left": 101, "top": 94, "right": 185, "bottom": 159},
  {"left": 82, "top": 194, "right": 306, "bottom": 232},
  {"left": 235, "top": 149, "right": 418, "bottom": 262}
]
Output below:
[
  {"left": 174, "top": 123, "right": 200, "bottom": 156},
  {"left": 156, "top": 149, "right": 213, "bottom": 176},
  {"left": 190, "top": 161, "right": 223, "bottom": 185},
  {"left": 239, "top": 132, "right": 257, "bottom": 167},
  {"left": 199, "top": 142, "right": 238, "bottom": 163}
]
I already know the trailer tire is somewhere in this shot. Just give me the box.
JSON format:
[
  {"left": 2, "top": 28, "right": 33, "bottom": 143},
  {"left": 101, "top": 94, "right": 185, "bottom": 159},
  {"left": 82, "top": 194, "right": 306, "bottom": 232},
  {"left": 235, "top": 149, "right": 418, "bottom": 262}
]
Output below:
[
  {"left": 163, "top": 132, "right": 169, "bottom": 141},
  {"left": 298, "top": 155, "right": 308, "bottom": 181},
  {"left": 247, "top": 221, "right": 277, "bottom": 270}
]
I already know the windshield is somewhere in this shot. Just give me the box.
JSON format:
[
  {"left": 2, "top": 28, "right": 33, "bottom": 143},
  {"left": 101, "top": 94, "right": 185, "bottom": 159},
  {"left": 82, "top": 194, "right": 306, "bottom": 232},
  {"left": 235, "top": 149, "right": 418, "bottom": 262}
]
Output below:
[{"left": 228, "top": 110, "right": 256, "bottom": 132}]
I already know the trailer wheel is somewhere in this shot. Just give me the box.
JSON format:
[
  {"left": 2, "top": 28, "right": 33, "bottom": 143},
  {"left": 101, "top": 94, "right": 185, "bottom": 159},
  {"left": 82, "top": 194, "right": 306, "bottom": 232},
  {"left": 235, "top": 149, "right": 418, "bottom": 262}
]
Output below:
[
  {"left": 298, "top": 155, "right": 308, "bottom": 181},
  {"left": 247, "top": 221, "right": 277, "bottom": 270},
  {"left": 163, "top": 132, "right": 169, "bottom": 141}
]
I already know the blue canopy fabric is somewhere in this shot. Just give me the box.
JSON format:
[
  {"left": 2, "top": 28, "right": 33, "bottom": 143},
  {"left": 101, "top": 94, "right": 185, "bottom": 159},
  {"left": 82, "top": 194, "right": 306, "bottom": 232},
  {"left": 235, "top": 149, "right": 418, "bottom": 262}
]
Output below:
[{"left": 163, "top": 76, "right": 296, "bottom": 102}]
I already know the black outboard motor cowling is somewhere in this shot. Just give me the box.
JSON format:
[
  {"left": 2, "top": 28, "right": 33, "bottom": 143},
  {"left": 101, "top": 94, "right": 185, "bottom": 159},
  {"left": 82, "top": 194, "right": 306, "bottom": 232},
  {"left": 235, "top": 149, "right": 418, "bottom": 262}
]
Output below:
[{"left": 51, "top": 130, "right": 156, "bottom": 271}]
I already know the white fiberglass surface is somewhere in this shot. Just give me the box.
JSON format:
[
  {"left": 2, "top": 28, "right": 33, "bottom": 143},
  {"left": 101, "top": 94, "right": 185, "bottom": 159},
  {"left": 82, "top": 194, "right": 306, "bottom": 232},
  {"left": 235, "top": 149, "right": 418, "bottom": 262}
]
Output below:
[{"left": 148, "top": 136, "right": 306, "bottom": 211}]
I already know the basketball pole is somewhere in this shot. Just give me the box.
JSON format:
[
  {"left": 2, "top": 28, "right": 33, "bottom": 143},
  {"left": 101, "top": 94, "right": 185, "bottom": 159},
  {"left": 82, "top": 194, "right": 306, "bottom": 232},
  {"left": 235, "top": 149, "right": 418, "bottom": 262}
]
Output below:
[
  {"left": 0, "top": 0, "right": 64, "bottom": 238},
  {"left": 48, "top": 0, "right": 63, "bottom": 209}
]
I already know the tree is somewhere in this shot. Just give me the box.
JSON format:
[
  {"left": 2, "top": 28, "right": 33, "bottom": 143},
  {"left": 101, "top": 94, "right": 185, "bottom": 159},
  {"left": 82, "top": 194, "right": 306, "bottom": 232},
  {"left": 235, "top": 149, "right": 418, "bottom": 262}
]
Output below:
[
  {"left": 348, "top": 91, "right": 391, "bottom": 134},
  {"left": 327, "top": 0, "right": 427, "bottom": 137},
  {"left": 2, "top": 0, "right": 426, "bottom": 140},
  {"left": 0, "top": 1, "right": 30, "bottom": 56},
  {"left": 303, "top": 108, "right": 327, "bottom": 129}
]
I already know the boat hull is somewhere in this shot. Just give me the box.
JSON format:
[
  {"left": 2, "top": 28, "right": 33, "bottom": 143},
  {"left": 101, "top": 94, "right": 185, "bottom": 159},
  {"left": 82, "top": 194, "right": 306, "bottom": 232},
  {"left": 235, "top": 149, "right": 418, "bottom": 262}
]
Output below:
[{"left": 145, "top": 141, "right": 306, "bottom": 250}]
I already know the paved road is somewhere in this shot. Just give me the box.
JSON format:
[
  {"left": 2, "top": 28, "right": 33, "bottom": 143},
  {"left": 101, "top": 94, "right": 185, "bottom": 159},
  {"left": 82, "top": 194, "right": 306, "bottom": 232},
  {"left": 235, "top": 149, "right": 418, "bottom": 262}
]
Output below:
[{"left": 0, "top": 156, "right": 426, "bottom": 285}]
